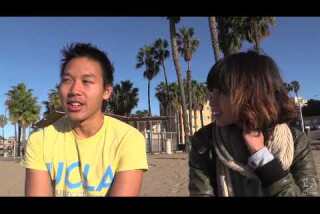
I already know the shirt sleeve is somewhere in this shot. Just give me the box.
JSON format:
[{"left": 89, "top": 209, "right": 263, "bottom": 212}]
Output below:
[
  {"left": 248, "top": 147, "right": 274, "bottom": 170},
  {"left": 22, "top": 130, "right": 47, "bottom": 171},
  {"left": 116, "top": 129, "right": 148, "bottom": 172}
]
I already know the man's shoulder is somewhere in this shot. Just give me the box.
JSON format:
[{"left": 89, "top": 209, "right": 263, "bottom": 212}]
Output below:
[
  {"left": 31, "top": 116, "right": 69, "bottom": 138},
  {"left": 105, "top": 115, "right": 132, "bottom": 129},
  {"left": 105, "top": 116, "right": 143, "bottom": 137}
]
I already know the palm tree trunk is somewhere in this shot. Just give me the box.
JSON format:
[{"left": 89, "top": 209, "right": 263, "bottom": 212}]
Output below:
[
  {"left": 161, "top": 62, "right": 170, "bottom": 104},
  {"left": 299, "top": 104, "right": 305, "bottom": 133},
  {"left": 255, "top": 40, "right": 260, "bottom": 52},
  {"left": 22, "top": 126, "right": 26, "bottom": 157},
  {"left": 2, "top": 127, "right": 4, "bottom": 152},
  {"left": 14, "top": 123, "right": 17, "bottom": 142},
  {"left": 179, "top": 107, "right": 184, "bottom": 146},
  {"left": 162, "top": 62, "right": 170, "bottom": 131},
  {"left": 194, "top": 107, "right": 198, "bottom": 132},
  {"left": 187, "top": 63, "right": 193, "bottom": 136},
  {"left": 147, "top": 80, "right": 153, "bottom": 153},
  {"left": 148, "top": 80, "right": 152, "bottom": 116},
  {"left": 295, "top": 92, "right": 305, "bottom": 133},
  {"left": 200, "top": 105, "right": 204, "bottom": 128},
  {"left": 169, "top": 19, "right": 190, "bottom": 151},
  {"left": 175, "top": 111, "right": 180, "bottom": 149},
  {"left": 17, "top": 124, "right": 21, "bottom": 157},
  {"left": 252, "top": 20, "right": 260, "bottom": 53},
  {"left": 168, "top": 104, "right": 172, "bottom": 132},
  {"left": 208, "top": 17, "right": 222, "bottom": 62}
]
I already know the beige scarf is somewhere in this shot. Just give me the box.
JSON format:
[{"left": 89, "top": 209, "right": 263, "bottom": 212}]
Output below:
[{"left": 213, "top": 123, "right": 294, "bottom": 197}]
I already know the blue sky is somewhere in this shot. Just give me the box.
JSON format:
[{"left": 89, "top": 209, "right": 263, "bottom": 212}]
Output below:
[{"left": 0, "top": 17, "right": 319, "bottom": 138}]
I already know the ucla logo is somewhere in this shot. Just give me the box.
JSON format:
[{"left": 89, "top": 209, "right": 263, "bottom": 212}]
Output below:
[{"left": 46, "top": 161, "right": 114, "bottom": 192}]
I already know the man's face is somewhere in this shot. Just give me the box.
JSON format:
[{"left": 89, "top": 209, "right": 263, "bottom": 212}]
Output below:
[{"left": 59, "top": 57, "right": 112, "bottom": 123}]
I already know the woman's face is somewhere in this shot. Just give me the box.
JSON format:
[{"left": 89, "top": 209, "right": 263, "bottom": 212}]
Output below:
[{"left": 209, "top": 89, "right": 237, "bottom": 127}]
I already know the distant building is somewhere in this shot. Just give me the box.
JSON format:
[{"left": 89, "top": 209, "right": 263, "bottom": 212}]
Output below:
[
  {"left": 294, "top": 96, "right": 308, "bottom": 107},
  {"left": 160, "top": 100, "right": 213, "bottom": 144},
  {"left": 0, "top": 136, "right": 16, "bottom": 151}
]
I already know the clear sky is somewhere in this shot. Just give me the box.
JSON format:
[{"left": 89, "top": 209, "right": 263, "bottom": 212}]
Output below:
[{"left": 1, "top": 17, "right": 319, "bottom": 138}]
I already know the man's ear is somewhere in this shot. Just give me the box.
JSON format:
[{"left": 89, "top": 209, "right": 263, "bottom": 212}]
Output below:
[{"left": 103, "top": 85, "right": 113, "bottom": 101}]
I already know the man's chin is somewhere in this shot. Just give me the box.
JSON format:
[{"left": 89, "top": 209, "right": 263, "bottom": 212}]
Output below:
[{"left": 66, "top": 113, "right": 85, "bottom": 123}]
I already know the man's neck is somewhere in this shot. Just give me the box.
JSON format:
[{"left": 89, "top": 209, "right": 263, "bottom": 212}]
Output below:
[{"left": 71, "top": 113, "right": 105, "bottom": 140}]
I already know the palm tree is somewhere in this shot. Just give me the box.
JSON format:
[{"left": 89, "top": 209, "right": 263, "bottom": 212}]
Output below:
[
  {"left": 214, "top": 17, "right": 275, "bottom": 57},
  {"left": 189, "top": 81, "right": 199, "bottom": 133},
  {"left": 208, "top": 17, "right": 222, "bottom": 62},
  {"left": 155, "top": 82, "right": 168, "bottom": 119},
  {"left": 136, "top": 45, "right": 160, "bottom": 116},
  {"left": 153, "top": 38, "right": 170, "bottom": 129},
  {"left": 156, "top": 81, "right": 184, "bottom": 145},
  {"left": 167, "top": 17, "right": 190, "bottom": 150},
  {"left": 244, "top": 17, "right": 276, "bottom": 53},
  {"left": 168, "top": 82, "right": 183, "bottom": 146},
  {"left": 107, "top": 80, "right": 139, "bottom": 116},
  {"left": 153, "top": 38, "right": 170, "bottom": 99},
  {"left": 283, "top": 82, "right": 293, "bottom": 94},
  {"left": 216, "top": 17, "right": 247, "bottom": 57},
  {"left": 290, "top": 80, "right": 304, "bottom": 132},
  {"left": 0, "top": 115, "right": 7, "bottom": 150},
  {"left": 5, "top": 87, "right": 19, "bottom": 155},
  {"left": 191, "top": 81, "right": 208, "bottom": 131},
  {"left": 43, "top": 84, "right": 63, "bottom": 117},
  {"left": 177, "top": 26, "right": 199, "bottom": 136},
  {"left": 135, "top": 110, "right": 149, "bottom": 117},
  {"left": 291, "top": 81, "right": 300, "bottom": 98},
  {"left": 136, "top": 45, "right": 160, "bottom": 151},
  {"left": 5, "top": 83, "right": 40, "bottom": 157}
]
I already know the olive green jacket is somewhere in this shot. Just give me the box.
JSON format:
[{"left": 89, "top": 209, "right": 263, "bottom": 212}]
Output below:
[{"left": 189, "top": 123, "right": 320, "bottom": 196}]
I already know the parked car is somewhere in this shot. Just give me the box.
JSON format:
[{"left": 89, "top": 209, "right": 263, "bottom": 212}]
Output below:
[{"left": 313, "top": 124, "right": 320, "bottom": 130}]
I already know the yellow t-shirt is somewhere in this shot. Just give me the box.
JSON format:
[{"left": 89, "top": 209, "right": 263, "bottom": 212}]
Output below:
[{"left": 23, "top": 115, "right": 148, "bottom": 196}]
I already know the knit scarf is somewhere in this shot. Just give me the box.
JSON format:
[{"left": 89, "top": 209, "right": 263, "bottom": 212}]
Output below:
[{"left": 212, "top": 123, "right": 294, "bottom": 197}]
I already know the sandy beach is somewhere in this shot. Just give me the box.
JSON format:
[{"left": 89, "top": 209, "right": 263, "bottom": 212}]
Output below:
[{"left": 0, "top": 151, "right": 319, "bottom": 197}]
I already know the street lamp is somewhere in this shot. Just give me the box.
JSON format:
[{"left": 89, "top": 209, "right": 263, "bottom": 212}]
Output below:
[{"left": 295, "top": 96, "right": 307, "bottom": 133}]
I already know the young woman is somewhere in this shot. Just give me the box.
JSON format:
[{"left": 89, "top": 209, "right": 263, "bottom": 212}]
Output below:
[{"left": 189, "top": 51, "right": 319, "bottom": 196}]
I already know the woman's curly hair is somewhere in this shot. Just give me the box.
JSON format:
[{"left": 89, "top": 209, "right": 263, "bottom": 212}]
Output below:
[{"left": 207, "top": 51, "right": 297, "bottom": 131}]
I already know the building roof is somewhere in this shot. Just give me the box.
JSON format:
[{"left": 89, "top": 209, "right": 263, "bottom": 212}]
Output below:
[{"left": 32, "top": 111, "right": 173, "bottom": 129}]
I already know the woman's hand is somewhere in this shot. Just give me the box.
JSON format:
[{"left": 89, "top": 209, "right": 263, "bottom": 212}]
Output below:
[{"left": 242, "top": 130, "right": 265, "bottom": 155}]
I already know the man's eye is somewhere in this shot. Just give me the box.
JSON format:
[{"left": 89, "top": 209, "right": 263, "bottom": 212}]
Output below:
[
  {"left": 62, "top": 78, "right": 71, "bottom": 83},
  {"left": 83, "top": 80, "right": 93, "bottom": 84}
]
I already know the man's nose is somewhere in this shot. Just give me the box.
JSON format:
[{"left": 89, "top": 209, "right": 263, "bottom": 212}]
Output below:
[{"left": 68, "top": 80, "right": 82, "bottom": 96}]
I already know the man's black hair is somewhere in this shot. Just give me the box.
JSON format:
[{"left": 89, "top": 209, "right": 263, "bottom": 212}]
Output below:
[
  {"left": 60, "top": 42, "right": 114, "bottom": 86},
  {"left": 60, "top": 43, "right": 114, "bottom": 112}
]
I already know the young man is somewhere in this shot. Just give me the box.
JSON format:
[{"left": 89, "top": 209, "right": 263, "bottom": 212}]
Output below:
[{"left": 24, "top": 43, "right": 148, "bottom": 196}]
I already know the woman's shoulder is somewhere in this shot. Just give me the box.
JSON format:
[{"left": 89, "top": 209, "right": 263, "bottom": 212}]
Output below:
[
  {"left": 192, "top": 123, "right": 215, "bottom": 140},
  {"left": 287, "top": 125, "right": 313, "bottom": 152},
  {"left": 288, "top": 125, "right": 304, "bottom": 141},
  {"left": 191, "top": 122, "right": 215, "bottom": 153}
]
